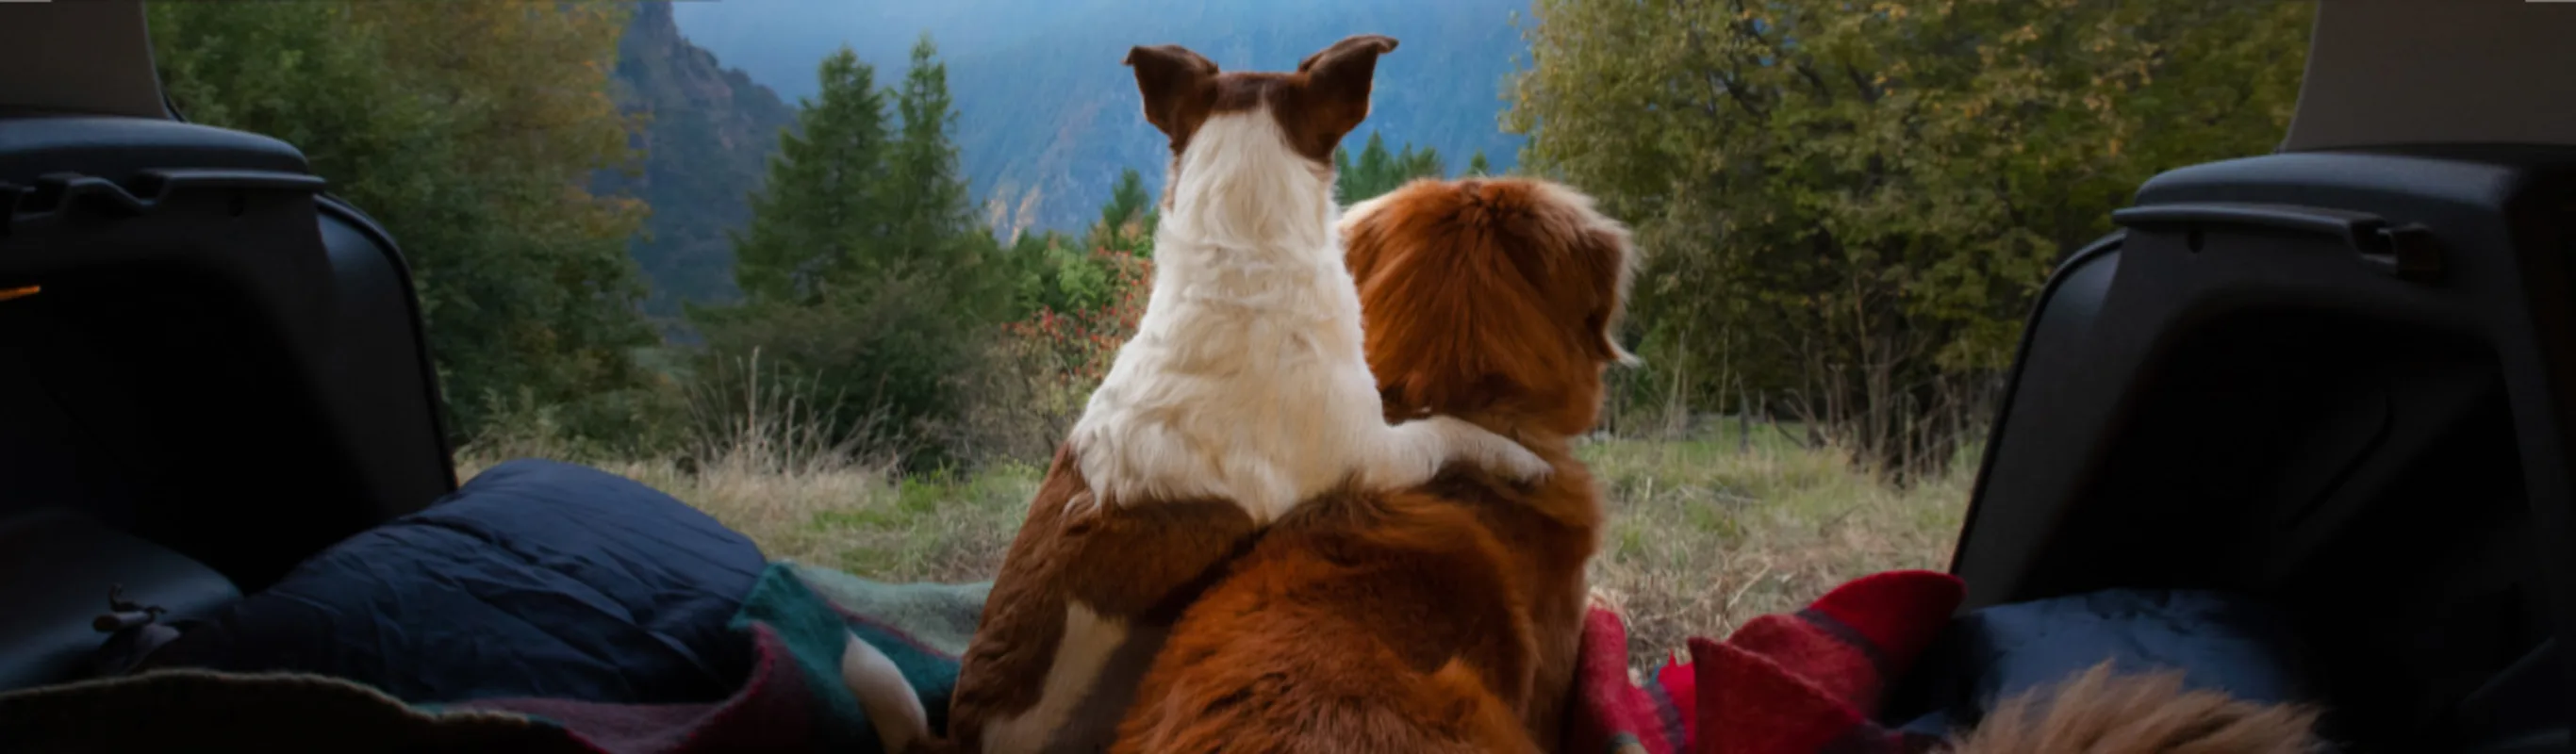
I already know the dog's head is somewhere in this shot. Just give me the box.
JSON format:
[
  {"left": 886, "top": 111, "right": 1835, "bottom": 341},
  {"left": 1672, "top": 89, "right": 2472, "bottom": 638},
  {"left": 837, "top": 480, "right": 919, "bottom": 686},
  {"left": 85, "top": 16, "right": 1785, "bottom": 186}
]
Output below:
[
  {"left": 1125, "top": 36, "right": 1395, "bottom": 247},
  {"left": 1343, "top": 178, "right": 1640, "bottom": 439}
]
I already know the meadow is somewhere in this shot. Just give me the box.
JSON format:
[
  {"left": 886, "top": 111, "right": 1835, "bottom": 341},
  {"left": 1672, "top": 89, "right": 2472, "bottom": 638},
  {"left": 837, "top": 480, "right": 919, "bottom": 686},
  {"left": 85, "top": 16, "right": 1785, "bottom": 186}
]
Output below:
[{"left": 458, "top": 419, "right": 1972, "bottom": 672}]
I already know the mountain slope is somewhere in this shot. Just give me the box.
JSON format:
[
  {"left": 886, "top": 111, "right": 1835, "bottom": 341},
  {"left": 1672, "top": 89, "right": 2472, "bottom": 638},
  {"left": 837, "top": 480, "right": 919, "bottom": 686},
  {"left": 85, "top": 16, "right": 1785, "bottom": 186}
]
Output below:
[
  {"left": 673, "top": 0, "right": 1531, "bottom": 236},
  {"left": 597, "top": 1, "right": 799, "bottom": 318}
]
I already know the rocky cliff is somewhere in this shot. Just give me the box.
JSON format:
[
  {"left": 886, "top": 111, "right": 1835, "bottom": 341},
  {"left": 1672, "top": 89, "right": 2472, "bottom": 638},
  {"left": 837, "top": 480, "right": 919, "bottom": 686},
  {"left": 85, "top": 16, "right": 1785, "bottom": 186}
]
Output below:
[{"left": 597, "top": 1, "right": 798, "bottom": 320}]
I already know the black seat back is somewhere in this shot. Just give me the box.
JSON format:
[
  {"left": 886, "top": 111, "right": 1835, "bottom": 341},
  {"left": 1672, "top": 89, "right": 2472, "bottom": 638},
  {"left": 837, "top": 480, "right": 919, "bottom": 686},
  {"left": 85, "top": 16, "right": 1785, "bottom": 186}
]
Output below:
[
  {"left": 0, "top": 112, "right": 455, "bottom": 690},
  {"left": 1954, "top": 146, "right": 2576, "bottom": 751}
]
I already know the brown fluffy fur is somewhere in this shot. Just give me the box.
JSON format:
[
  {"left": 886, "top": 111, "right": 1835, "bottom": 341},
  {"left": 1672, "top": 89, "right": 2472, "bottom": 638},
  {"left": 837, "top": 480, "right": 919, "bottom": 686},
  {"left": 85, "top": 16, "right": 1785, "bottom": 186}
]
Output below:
[
  {"left": 1947, "top": 661, "right": 2326, "bottom": 754},
  {"left": 1109, "top": 176, "right": 1637, "bottom": 752},
  {"left": 942, "top": 449, "right": 1259, "bottom": 751}
]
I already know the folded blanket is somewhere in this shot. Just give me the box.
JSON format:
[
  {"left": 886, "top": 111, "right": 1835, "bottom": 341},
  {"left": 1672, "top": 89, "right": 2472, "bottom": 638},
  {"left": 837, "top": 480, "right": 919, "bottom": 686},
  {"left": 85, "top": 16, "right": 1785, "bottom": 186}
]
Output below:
[
  {"left": 1562, "top": 570, "right": 1968, "bottom": 754},
  {"left": 0, "top": 562, "right": 970, "bottom": 753},
  {"left": 3, "top": 561, "right": 1961, "bottom": 754},
  {"left": 132, "top": 459, "right": 777, "bottom": 706}
]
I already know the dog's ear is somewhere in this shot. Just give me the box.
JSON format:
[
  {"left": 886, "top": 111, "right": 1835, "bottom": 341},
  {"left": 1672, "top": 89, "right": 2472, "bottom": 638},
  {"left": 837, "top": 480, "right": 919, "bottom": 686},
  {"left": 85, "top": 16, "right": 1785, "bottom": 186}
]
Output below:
[
  {"left": 1576, "top": 222, "right": 1642, "bottom": 368},
  {"left": 1296, "top": 35, "right": 1397, "bottom": 146},
  {"left": 1125, "top": 44, "right": 1219, "bottom": 140}
]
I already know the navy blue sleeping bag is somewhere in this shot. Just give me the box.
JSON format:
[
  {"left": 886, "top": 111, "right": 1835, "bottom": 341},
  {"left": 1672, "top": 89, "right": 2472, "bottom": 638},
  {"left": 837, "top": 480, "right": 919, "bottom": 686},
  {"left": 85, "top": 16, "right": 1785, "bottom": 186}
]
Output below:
[
  {"left": 1882, "top": 588, "right": 2323, "bottom": 739},
  {"left": 136, "top": 459, "right": 769, "bottom": 704}
]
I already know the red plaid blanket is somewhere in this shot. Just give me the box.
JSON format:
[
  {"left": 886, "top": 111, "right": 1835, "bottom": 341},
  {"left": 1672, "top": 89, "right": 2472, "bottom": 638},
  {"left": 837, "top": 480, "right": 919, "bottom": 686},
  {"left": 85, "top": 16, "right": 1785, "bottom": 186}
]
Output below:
[{"left": 1564, "top": 570, "right": 1967, "bottom": 754}]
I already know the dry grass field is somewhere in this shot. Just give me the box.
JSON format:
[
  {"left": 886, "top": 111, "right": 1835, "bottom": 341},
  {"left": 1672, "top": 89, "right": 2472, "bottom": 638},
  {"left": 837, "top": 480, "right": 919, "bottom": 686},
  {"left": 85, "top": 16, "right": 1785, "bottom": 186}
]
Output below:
[{"left": 457, "top": 422, "right": 1970, "bottom": 672}]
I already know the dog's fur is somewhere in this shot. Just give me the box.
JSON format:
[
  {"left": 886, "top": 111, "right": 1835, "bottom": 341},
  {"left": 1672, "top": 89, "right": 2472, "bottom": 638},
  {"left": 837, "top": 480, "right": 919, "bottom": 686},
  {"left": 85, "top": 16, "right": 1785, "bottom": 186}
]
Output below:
[
  {"left": 1109, "top": 176, "right": 1638, "bottom": 752},
  {"left": 845, "top": 36, "right": 1554, "bottom": 754},
  {"left": 1948, "top": 661, "right": 2325, "bottom": 753}
]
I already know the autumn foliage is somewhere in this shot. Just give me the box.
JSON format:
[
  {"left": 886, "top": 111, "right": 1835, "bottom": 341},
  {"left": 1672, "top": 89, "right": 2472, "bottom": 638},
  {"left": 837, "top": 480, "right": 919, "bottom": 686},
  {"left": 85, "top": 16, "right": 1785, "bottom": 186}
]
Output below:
[
  {"left": 934, "top": 209, "right": 1155, "bottom": 462},
  {"left": 1003, "top": 249, "right": 1151, "bottom": 390}
]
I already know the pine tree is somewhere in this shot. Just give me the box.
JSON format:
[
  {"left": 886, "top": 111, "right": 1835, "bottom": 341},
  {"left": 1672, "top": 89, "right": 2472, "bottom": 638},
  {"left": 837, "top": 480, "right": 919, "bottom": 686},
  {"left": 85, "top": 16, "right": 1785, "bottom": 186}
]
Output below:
[
  {"left": 1403, "top": 146, "right": 1446, "bottom": 184},
  {"left": 883, "top": 34, "right": 979, "bottom": 279},
  {"left": 731, "top": 46, "right": 888, "bottom": 305},
  {"left": 699, "top": 34, "right": 1016, "bottom": 467},
  {"left": 1331, "top": 146, "right": 1356, "bottom": 203},
  {"left": 1466, "top": 149, "right": 1492, "bottom": 176},
  {"left": 1099, "top": 167, "right": 1152, "bottom": 232},
  {"left": 1335, "top": 131, "right": 1451, "bottom": 203},
  {"left": 1351, "top": 131, "right": 1395, "bottom": 200}
]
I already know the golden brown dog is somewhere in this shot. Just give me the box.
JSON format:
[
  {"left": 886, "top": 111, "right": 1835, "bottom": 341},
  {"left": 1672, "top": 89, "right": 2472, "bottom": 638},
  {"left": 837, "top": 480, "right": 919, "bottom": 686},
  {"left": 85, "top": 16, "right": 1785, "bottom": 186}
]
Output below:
[
  {"left": 1948, "top": 661, "right": 2326, "bottom": 753},
  {"left": 1110, "top": 175, "right": 1638, "bottom": 752}
]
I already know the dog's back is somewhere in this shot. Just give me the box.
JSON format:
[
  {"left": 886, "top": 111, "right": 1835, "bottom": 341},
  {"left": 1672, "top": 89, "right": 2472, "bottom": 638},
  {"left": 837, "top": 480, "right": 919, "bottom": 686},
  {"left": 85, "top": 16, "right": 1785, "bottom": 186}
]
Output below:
[{"left": 1110, "top": 484, "right": 1545, "bottom": 754}]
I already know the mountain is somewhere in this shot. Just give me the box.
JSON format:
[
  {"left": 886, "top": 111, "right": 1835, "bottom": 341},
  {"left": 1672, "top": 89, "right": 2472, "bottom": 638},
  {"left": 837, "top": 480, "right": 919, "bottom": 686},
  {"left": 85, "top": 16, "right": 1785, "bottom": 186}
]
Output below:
[
  {"left": 597, "top": 2, "right": 798, "bottom": 320},
  {"left": 670, "top": 0, "right": 1533, "bottom": 237}
]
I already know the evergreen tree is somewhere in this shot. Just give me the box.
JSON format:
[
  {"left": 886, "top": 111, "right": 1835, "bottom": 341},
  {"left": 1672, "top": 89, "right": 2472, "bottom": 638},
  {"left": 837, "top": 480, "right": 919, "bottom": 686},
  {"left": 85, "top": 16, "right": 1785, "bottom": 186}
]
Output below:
[
  {"left": 698, "top": 34, "right": 1013, "bottom": 467},
  {"left": 1334, "top": 131, "right": 1452, "bottom": 203},
  {"left": 730, "top": 47, "right": 888, "bottom": 304},
  {"left": 1331, "top": 146, "right": 1357, "bottom": 203},
  {"left": 1351, "top": 131, "right": 1395, "bottom": 199},
  {"left": 1099, "top": 167, "right": 1152, "bottom": 232},
  {"left": 1466, "top": 149, "right": 1492, "bottom": 176},
  {"left": 1083, "top": 166, "right": 1156, "bottom": 262},
  {"left": 883, "top": 34, "right": 979, "bottom": 278},
  {"left": 1401, "top": 146, "right": 1446, "bottom": 184}
]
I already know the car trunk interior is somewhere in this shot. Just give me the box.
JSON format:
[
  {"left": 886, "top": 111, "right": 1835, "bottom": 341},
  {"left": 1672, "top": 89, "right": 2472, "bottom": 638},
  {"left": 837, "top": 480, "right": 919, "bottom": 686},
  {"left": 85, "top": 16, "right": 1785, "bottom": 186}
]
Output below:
[
  {"left": 0, "top": 110, "right": 454, "bottom": 691},
  {"left": 1949, "top": 0, "right": 2576, "bottom": 746},
  {"left": 1948, "top": 149, "right": 2576, "bottom": 752},
  {"left": 0, "top": 259, "right": 378, "bottom": 587},
  {"left": 2019, "top": 304, "right": 2557, "bottom": 750}
]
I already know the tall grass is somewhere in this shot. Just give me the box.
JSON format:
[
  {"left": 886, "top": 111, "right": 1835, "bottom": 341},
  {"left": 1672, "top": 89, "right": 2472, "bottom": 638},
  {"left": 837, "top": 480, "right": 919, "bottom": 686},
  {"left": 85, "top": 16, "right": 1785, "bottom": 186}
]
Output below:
[
  {"left": 679, "top": 348, "right": 891, "bottom": 476},
  {"left": 460, "top": 350, "right": 908, "bottom": 568},
  {"left": 460, "top": 402, "right": 1967, "bottom": 672},
  {"left": 1577, "top": 424, "right": 1971, "bottom": 668}
]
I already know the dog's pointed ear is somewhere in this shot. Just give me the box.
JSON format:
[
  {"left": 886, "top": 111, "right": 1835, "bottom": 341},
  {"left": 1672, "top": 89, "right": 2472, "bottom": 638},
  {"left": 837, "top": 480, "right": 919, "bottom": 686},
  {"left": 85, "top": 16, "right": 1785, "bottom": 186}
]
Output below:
[
  {"left": 1125, "top": 44, "right": 1219, "bottom": 139},
  {"left": 1296, "top": 35, "right": 1397, "bottom": 146}
]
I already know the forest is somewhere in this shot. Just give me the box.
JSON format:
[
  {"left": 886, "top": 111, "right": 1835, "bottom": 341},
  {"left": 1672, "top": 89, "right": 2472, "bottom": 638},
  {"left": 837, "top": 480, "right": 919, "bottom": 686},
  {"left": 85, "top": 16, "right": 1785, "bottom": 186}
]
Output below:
[{"left": 144, "top": 0, "right": 2312, "bottom": 487}]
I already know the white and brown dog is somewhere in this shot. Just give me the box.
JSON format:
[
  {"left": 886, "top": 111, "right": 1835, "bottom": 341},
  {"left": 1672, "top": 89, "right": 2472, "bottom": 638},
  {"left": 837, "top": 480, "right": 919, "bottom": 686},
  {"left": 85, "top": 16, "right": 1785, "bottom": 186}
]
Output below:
[{"left": 841, "top": 34, "right": 1552, "bottom": 754}]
